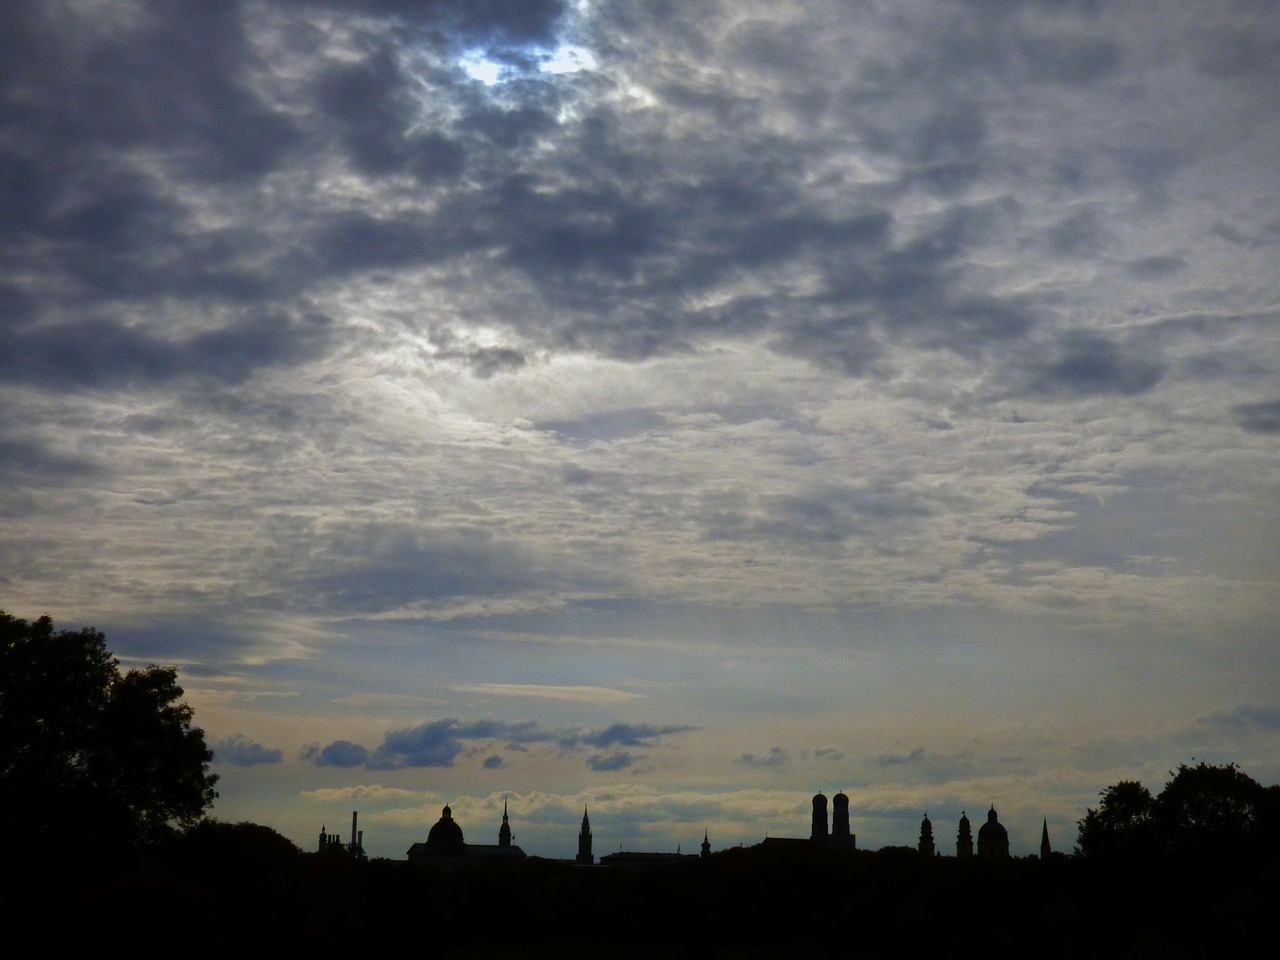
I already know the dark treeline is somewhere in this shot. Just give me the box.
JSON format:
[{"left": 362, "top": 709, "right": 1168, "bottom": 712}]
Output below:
[
  {"left": 2, "top": 613, "right": 1277, "bottom": 956},
  {"left": 5, "top": 823, "right": 1276, "bottom": 957}
]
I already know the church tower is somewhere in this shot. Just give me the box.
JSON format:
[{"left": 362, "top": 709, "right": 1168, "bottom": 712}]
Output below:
[
  {"left": 1040, "top": 817, "right": 1051, "bottom": 860},
  {"left": 810, "top": 792, "right": 829, "bottom": 845},
  {"left": 576, "top": 806, "right": 594, "bottom": 864},
  {"left": 701, "top": 831, "right": 711, "bottom": 859},
  {"left": 919, "top": 813, "right": 935, "bottom": 857},
  {"left": 957, "top": 810, "right": 973, "bottom": 858},
  {"left": 499, "top": 799, "right": 512, "bottom": 848},
  {"left": 831, "top": 791, "right": 853, "bottom": 851}
]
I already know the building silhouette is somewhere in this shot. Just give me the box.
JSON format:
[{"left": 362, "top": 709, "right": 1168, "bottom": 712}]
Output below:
[
  {"left": 977, "top": 806, "right": 1010, "bottom": 859},
  {"left": 499, "top": 799, "right": 513, "bottom": 848},
  {"left": 956, "top": 810, "right": 973, "bottom": 858},
  {"left": 760, "top": 790, "right": 857, "bottom": 854},
  {"left": 576, "top": 806, "right": 594, "bottom": 864},
  {"left": 919, "top": 813, "right": 935, "bottom": 857},
  {"left": 831, "top": 791, "right": 854, "bottom": 851},
  {"left": 395, "top": 796, "right": 1030, "bottom": 865},
  {"left": 1040, "top": 817, "right": 1052, "bottom": 859},
  {"left": 811, "top": 791, "right": 828, "bottom": 844},
  {"left": 318, "top": 810, "right": 364, "bottom": 857},
  {"left": 407, "top": 803, "right": 526, "bottom": 864}
]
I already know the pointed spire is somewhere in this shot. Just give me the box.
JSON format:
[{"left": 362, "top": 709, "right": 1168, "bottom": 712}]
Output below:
[{"left": 498, "top": 796, "right": 513, "bottom": 847}]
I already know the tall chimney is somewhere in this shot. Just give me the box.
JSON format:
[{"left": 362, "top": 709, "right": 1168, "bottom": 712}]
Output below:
[{"left": 351, "top": 811, "right": 358, "bottom": 849}]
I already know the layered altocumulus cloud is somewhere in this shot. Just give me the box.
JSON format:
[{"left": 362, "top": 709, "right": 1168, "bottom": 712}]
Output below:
[{"left": 2, "top": 1, "right": 1274, "bottom": 620}]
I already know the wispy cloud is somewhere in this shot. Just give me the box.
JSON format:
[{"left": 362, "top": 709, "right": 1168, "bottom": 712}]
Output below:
[{"left": 454, "top": 683, "right": 641, "bottom": 704}]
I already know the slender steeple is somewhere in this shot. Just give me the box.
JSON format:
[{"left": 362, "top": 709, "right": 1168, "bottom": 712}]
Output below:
[
  {"left": 576, "top": 806, "right": 594, "bottom": 864},
  {"left": 1040, "top": 817, "right": 1051, "bottom": 860},
  {"left": 499, "top": 798, "right": 512, "bottom": 848},
  {"left": 701, "top": 831, "right": 711, "bottom": 858}
]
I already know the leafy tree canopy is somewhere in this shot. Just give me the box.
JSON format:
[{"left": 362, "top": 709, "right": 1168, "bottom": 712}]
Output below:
[
  {"left": 1078, "top": 762, "right": 1276, "bottom": 861},
  {"left": 1076, "top": 779, "right": 1157, "bottom": 860},
  {"left": 0, "top": 611, "right": 218, "bottom": 855}
]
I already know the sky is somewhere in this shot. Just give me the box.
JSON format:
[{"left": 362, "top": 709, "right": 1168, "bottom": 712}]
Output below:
[{"left": 2, "top": 0, "right": 1278, "bottom": 860}]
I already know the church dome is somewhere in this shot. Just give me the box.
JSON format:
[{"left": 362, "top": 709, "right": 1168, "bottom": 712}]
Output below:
[
  {"left": 977, "top": 806, "right": 1008, "bottom": 841},
  {"left": 427, "top": 804, "right": 465, "bottom": 846}
]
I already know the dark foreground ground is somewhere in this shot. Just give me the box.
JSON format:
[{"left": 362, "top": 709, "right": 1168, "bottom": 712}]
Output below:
[{"left": 6, "top": 826, "right": 1276, "bottom": 958}]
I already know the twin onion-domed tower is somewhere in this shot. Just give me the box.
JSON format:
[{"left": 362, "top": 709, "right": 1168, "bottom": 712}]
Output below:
[{"left": 809, "top": 791, "right": 856, "bottom": 851}]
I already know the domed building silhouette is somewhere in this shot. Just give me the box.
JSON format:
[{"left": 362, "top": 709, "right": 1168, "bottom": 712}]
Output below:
[
  {"left": 407, "top": 802, "right": 526, "bottom": 864},
  {"left": 977, "top": 806, "right": 1010, "bottom": 860}
]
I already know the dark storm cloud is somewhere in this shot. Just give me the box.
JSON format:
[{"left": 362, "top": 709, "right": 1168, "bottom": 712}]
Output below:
[
  {"left": 304, "top": 718, "right": 697, "bottom": 770},
  {"left": 1193, "top": 15, "right": 1280, "bottom": 80},
  {"left": 701, "top": 485, "right": 933, "bottom": 546},
  {"left": 0, "top": 0, "right": 1118, "bottom": 391},
  {"left": 875, "top": 747, "right": 928, "bottom": 767},
  {"left": 1028, "top": 333, "right": 1165, "bottom": 397},
  {"left": 1233, "top": 398, "right": 1280, "bottom": 434},
  {"left": 312, "top": 212, "right": 473, "bottom": 275},
  {"left": 369, "top": 718, "right": 548, "bottom": 769},
  {"left": 306, "top": 527, "right": 559, "bottom": 615},
  {"left": 316, "top": 46, "right": 421, "bottom": 179},
  {"left": 1200, "top": 705, "right": 1280, "bottom": 731},
  {"left": 314, "top": 45, "right": 470, "bottom": 182},
  {"left": 422, "top": 327, "right": 527, "bottom": 378},
  {"left": 586, "top": 751, "right": 637, "bottom": 772},
  {"left": 538, "top": 409, "right": 668, "bottom": 444},
  {"left": 306, "top": 0, "right": 567, "bottom": 46},
  {"left": 110, "top": 617, "right": 266, "bottom": 666},
  {"left": 482, "top": 754, "right": 506, "bottom": 769},
  {"left": 0, "top": 437, "right": 103, "bottom": 486},
  {"left": 0, "top": 314, "right": 333, "bottom": 391},
  {"left": 213, "top": 734, "right": 283, "bottom": 767},
  {"left": 2, "top": 0, "right": 1260, "bottom": 412},
  {"left": 0, "top": 2, "right": 298, "bottom": 181},
  {"left": 568, "top": 723, "right": 698, "bottom": 750},
  {"left": 870, "top": 746, "right": 977, "bottom": 784},
  {"left": 302, "top": 740, "right": 371, "bottom": 768},
  {"left": 736, "top": 747, "right": 791, "bottom": 768}
]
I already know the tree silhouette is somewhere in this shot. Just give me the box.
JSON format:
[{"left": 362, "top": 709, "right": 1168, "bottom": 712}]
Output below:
[
  {"left": 1076, "top": 780, "right": 1157, "bottom": 859},
  {"left": 1079, "top": 762, "right": 1276, "bottom": 862},
  {"left": 1157, "top": 761, "right": 1265, "bottom": 858},
  {"left": 0, "top": 611, "right": 218, "bottom": 855}
]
